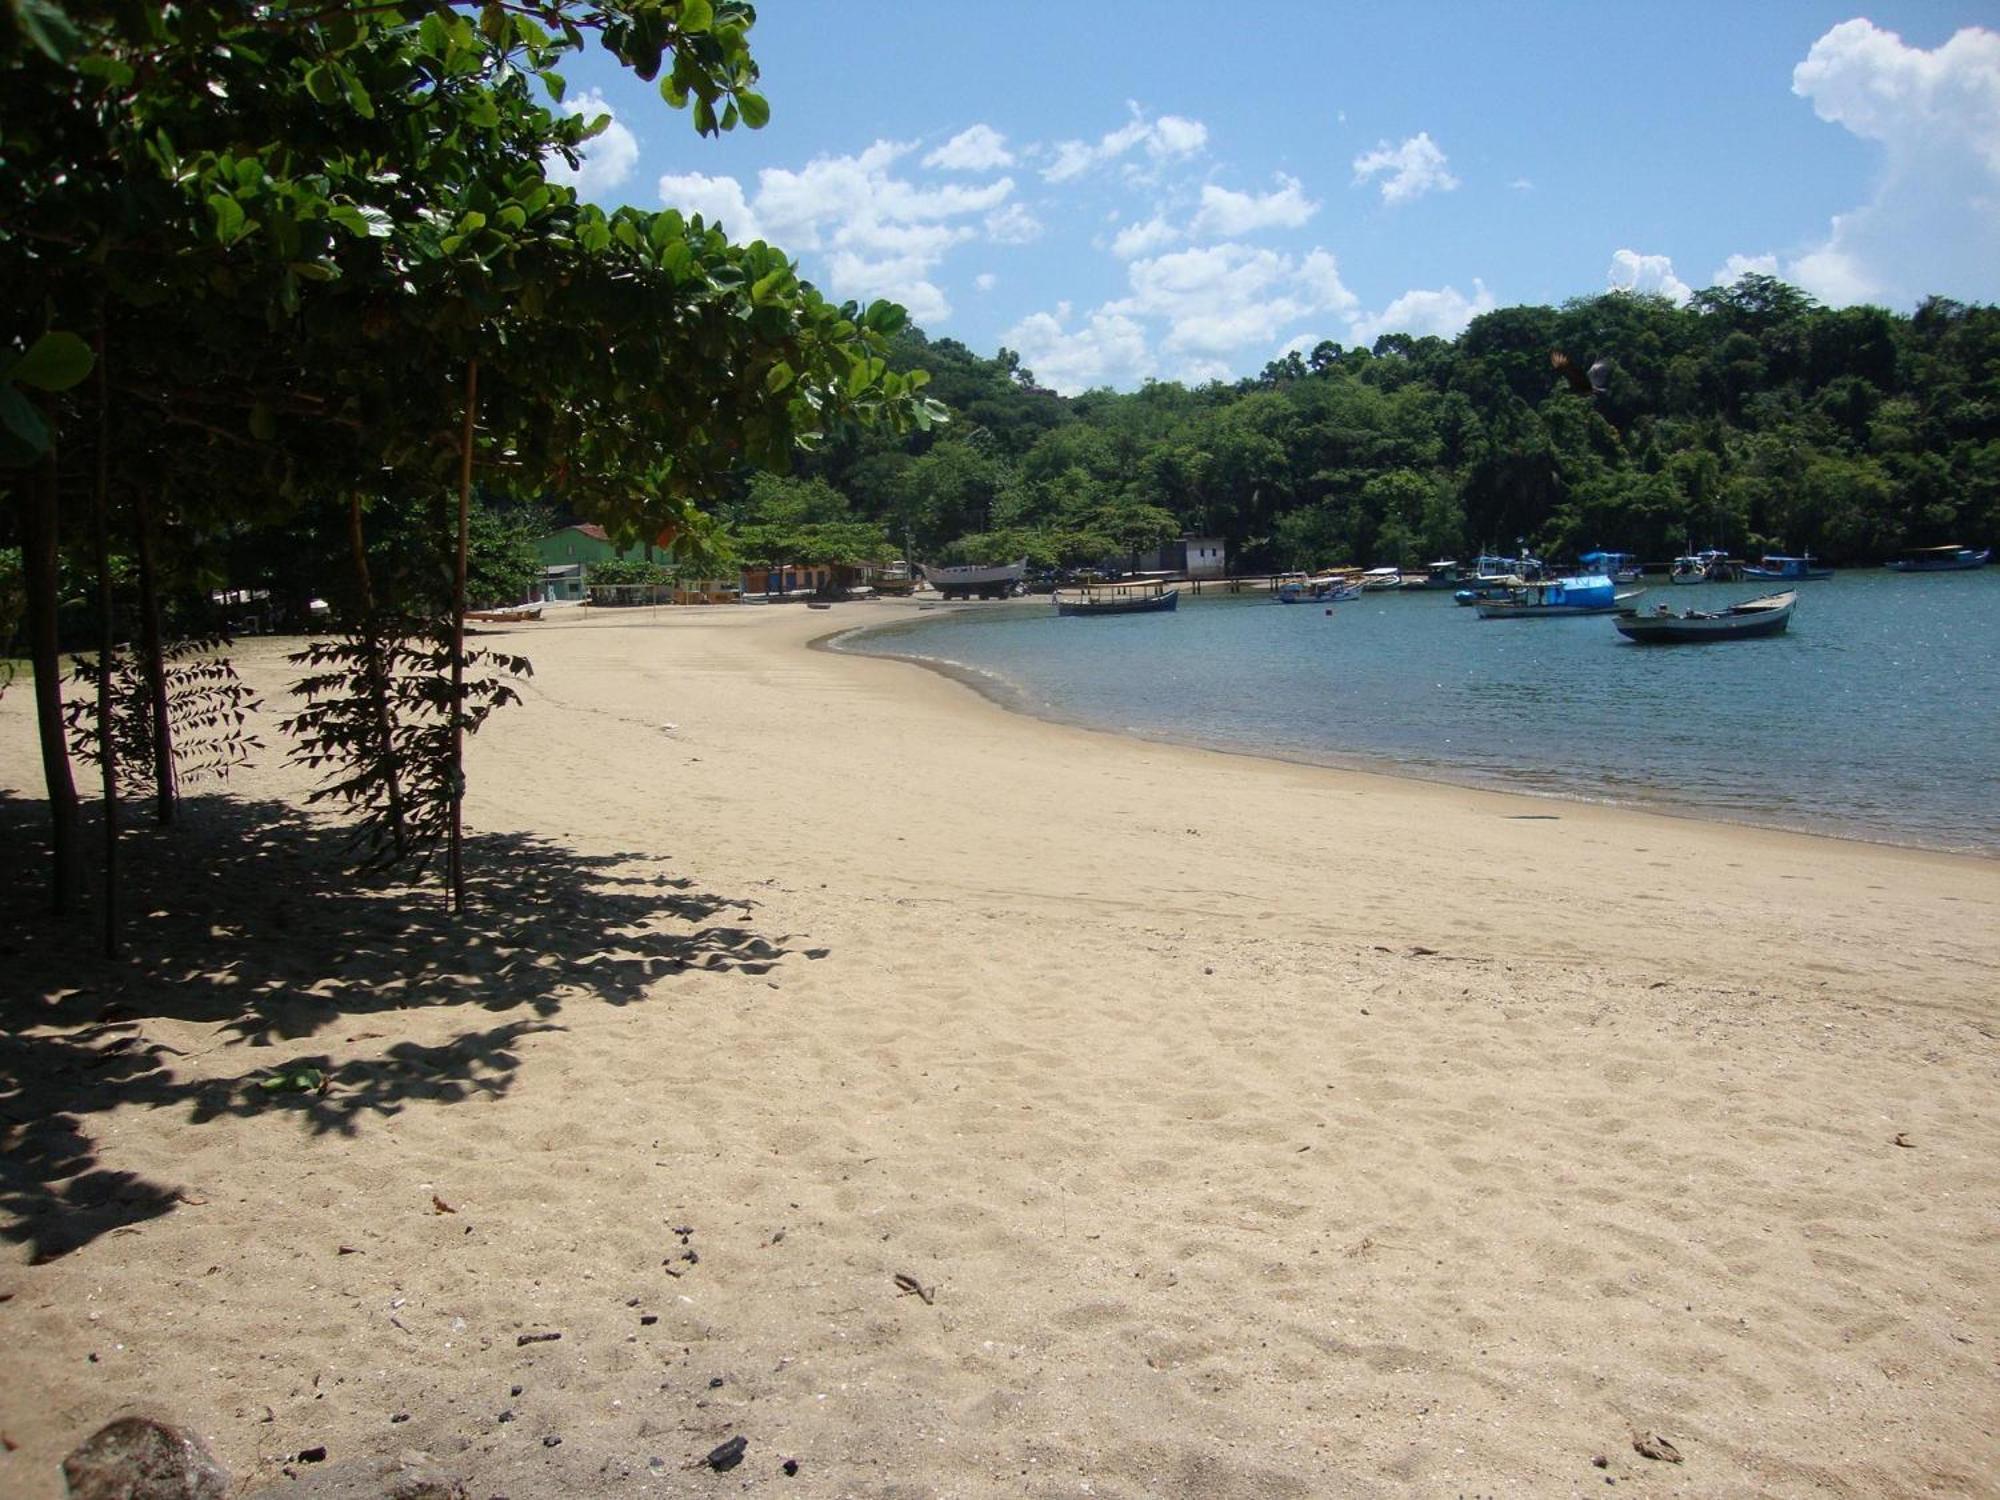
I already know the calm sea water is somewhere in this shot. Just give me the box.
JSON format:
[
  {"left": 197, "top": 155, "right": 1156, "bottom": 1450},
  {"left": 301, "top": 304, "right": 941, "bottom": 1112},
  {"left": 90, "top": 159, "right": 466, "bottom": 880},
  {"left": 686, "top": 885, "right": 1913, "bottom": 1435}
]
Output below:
[{"left": 840, "top": 571, "right": 2000, "bottom": 856}]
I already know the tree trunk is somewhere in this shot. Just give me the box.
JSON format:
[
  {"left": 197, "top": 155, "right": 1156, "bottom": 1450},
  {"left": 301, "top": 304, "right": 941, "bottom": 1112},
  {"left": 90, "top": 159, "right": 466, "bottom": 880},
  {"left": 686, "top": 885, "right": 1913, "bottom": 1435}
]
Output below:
[
  {"left": 20, "top": 449, "right": 81, "bottom": 915},
  {"left": 92, "top": 327, "right": 119, "bottom": 957},
  {"left": 448, "top": 356, "right": 478, "bottom": 914},
  {"left": 132, "top": 486, "right": 175, "bottom": 825},
  {"left": 347, "top": 492, "right": 407, "bottom": 856}
]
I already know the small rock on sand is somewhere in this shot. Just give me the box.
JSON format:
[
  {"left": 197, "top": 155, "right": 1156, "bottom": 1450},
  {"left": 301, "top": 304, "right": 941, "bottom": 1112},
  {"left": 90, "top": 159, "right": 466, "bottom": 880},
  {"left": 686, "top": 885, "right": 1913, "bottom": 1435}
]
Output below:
[{"left": 63, "top": 1416, "right": 229, "bottom": 1500}]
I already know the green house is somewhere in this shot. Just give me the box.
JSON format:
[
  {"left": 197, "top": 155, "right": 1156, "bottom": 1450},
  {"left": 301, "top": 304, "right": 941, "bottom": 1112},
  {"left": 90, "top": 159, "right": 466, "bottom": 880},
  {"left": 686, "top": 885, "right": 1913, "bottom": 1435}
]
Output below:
[{"left": 534, "top": 524, "right": 623, "bottom": 600}]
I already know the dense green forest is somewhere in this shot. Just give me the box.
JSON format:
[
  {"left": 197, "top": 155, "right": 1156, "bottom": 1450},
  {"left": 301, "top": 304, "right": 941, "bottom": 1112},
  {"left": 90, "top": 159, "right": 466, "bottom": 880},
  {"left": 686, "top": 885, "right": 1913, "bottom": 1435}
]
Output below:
[{"left": 725, "top": 276, "right": 1999, "bottom": 574}]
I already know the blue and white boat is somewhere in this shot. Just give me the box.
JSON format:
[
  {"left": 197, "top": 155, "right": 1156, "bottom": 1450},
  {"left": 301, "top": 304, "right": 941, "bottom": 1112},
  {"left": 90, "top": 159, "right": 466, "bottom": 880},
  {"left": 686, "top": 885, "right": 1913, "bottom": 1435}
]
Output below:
[
  {"left": 1742, "top": 553, "right": 1833, "bottom": 581},
  {"left": 1884, "top": 544, "right": 1990, "bottom": 573},
  {"left": 1475, "top": 574, "right": 1642, "bottom": 619},
  {"left": 1454, "top": 552, "right": 1544, "bottom": 606},
  {"left": 1579, "top": 550, "right": 1643, "bottom": 584},
  {"left": 1276, "top": 572, "right": 1363, "bottom": 604}
]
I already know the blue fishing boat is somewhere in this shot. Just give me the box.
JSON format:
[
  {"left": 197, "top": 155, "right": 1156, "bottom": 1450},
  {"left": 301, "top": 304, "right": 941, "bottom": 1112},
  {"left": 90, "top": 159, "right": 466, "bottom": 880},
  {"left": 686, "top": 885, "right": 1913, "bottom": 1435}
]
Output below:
[
  {"left": 1884, "top": 544, "right": 1990, "bottom": 573},
  {"left": 1276, "top": 572, "right": 1362, "bottom": 604},
  {"left": 1475, "top": 574, "right": 1641, "bottom": 619},
  {"left": 1055, "top": 579, "right": 1180, "bottom": 616},
  {"left": 1454, "top": 552, "right": 1544, "bottom": 606},
  {"left": 1742, "top": 554, "right": 1833, "bottom": 581},
  {"left": 1579, "top": 550, "right": 1643, "bottom": 584}
]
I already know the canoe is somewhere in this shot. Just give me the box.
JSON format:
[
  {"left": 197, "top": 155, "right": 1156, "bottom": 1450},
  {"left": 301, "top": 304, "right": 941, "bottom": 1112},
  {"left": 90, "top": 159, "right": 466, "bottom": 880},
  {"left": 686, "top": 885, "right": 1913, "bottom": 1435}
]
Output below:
[{"left": 1613, "top": 590, "right": 1796, "bottom": 643}]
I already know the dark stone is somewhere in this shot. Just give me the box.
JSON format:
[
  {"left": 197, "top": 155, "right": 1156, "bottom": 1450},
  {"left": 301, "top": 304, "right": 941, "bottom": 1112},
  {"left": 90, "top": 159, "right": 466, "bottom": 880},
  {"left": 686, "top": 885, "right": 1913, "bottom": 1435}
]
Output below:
[
  {"left": 298, "top": 1446, "right": 329, "bottom": 1463},
  {"left": 705, "top": 1436, "right": 747, "bottom": 1472},
  {"left": 62, "top": 1416, "right": 229, "bottom": 1500},
  {"left": 541, "top": 1435, "right": 561, "bottom": 1449},
  {"left": 782, "top": 1458, "right": 799, "bottom": 1477}
]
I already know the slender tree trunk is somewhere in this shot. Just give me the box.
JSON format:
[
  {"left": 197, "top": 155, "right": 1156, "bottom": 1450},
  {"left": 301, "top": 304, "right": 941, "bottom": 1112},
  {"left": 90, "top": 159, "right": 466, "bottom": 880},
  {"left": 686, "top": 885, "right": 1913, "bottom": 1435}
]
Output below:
[
  {"left": 347, "top": 491, "right": 406, "bottom": 855},
  {"left": 448, "top": 356, "right": 478, "bottom": 914},
  {"left": 20, "top": 448, "right": 81, "bottom": 915},
  {"left": 91, "top": 326, "right": 119, "bottom": 957},
  {"left": 132, "top": 485, "right": 174, "bottom": 824}
]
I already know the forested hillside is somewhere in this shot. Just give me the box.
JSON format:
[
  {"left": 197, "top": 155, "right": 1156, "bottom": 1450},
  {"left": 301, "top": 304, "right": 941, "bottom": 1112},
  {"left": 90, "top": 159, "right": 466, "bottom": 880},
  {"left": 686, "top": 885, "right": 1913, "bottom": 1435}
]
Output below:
[{"left": 738, "top": 276, "right": 1999, "bottom": 573}]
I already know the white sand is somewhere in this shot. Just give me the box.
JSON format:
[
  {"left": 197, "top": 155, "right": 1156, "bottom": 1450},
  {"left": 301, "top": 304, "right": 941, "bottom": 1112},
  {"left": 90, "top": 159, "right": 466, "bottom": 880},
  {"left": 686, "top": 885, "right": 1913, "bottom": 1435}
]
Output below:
[{"left": 3, "top": 602, "right": 1995, "bottom": 1497}]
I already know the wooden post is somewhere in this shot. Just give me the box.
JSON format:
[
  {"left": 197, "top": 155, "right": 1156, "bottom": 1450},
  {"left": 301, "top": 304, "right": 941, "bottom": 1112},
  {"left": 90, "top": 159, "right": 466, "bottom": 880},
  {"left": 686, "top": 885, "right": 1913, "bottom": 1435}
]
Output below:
[
  {"left": 132, "top": 485, "right": 175, "bottom": 825},
  {"left": 91, "top": 324, "right": 119, "bottom": 957},
  {"left": 21, "top": 446, "right": 81, "bottom": 915}
]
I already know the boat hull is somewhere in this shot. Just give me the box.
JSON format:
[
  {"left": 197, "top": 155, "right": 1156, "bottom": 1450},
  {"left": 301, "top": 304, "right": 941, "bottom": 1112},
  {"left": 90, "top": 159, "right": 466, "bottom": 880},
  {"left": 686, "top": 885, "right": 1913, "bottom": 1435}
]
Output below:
[
  {"left": 1056, "top": 587, "right": 1180, "bottom": 617},
  {"left": 1613, "top": 591, "right": 1796, "bottom": 643},
  {"left": 1885, "top": 548, "right": 1990, "bottom": 572},
  {"left": 920, "top": 559, "right": 1027, "bottom": 599}
]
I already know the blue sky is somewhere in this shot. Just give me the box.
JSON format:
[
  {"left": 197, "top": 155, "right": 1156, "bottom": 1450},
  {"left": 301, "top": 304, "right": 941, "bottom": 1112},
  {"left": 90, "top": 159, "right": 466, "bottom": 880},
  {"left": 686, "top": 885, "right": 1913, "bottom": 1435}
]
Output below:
[{"left": 549, "top": 4, "right": 2000, "bottom": 392}]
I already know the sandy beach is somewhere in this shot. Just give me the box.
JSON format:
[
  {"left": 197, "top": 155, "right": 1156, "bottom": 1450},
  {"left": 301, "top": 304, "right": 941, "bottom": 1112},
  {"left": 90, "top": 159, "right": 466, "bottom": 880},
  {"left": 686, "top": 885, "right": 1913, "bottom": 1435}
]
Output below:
[{"left": 3, "top": 600, "right": 1996, "bottom": 1498}]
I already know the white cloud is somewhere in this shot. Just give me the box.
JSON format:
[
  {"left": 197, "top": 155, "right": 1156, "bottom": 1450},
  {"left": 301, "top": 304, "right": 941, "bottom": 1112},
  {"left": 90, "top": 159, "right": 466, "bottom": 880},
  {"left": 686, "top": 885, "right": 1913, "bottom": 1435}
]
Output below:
[
  {"left": 924, "top": 124, "right": 1015, "bottom": 171},
  {"left": 1002, "top": 302, "right": 1151, "bottom": 394},
  {"left": 1784, "top": 20, "right": 2000, "bottom": 305},
  {"left": 1109, "top": 242, "right": 1357, "bottom": 356},
  {"left": 656, "top": 170, "right": 762, "bottom": 239},
  {"left": 658, "top": 139, "right": 1026, "bottom": 324},
  {"left": 544, "top": 90, "right": 639, "bottom": 200},
  {"left": 1190, "top": 174, "right": 1319, "bottom": 238},
  {"left": 1108, "top": 215, "right": 1180, "bottom": 259},
  {"left": 1713, "top": 252, "right": 1780, "bottom": 285},
  {"left": 1607, "top": 248, "right": 1693, "bottom": 303},
  {"left": 974, "top": 272, "right": 997, "bottom": 292},
  {"left": 1351, "top": 131, "right": 1459, "bottom": 204},
  {"left": 1043, "top": 105, "right": 1208, "bottom": 182},
  {"left": 984, "top": 201, "right": 1042, "bottom": 244},
  {"left": 1347, "top": 279, "right": 1495, "bottom": 346},
  {"left": 1509, "top": 177, "right": 1534, "bottom": 192}
]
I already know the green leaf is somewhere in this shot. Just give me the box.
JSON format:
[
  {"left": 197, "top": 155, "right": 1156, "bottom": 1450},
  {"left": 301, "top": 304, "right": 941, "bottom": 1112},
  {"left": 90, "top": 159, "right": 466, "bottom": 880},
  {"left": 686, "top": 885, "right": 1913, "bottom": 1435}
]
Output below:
[
  {"left": 10, "top": 0, "right": 81, "bottom": 60},
  {"left": 8, "top": 331, "right": 95, "bottom": 392},
  {"left": 342, "top": 67, "right": 376, "bottom": 119},
  {"left": 679, "top": 0, "right": 714, "bottom": 33},
  {"left": 765, "top": 361, "right": 794, "bottom": 394},
  {"left": 76, "top": 53, "right": 136, "bottom": 87},
  {"left": 208, "top": 193, "right": 246, "bottom": 243},
  {"left": 0, "top": 386, "right": 51, "bottom": 453},
  {"left": 538, "top": 69, "right": 567, "bottom": 103},
  {"left": 736, "top": 91, "right": 770, "bottom": 129}
]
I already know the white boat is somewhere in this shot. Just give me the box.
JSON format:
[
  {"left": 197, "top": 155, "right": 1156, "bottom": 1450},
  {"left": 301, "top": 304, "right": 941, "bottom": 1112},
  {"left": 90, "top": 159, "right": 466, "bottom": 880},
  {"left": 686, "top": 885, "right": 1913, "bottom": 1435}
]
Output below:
[
  {"left": 1359, "top": 567, "right": 1403, "bottom": 591},
  {"left": 1670, "top": 549, "right": 1734, "bottom": 584},
  {"left": 1276, "top": 572, "right": 1362, "bottom": 604},
  {"left": 918, "top": 559, "right": 1027, "bottom": 599}
]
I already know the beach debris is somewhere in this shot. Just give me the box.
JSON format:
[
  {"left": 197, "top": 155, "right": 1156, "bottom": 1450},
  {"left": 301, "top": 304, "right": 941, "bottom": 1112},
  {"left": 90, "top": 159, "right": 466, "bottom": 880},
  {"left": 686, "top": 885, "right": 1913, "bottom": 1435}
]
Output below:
[
  {"left": 1892, "top": 1132, "right": 1915, "bottom": 1148},
  {"left": 639, "top": 1314, "right": 659, "bottom": 1326},
  {"left": 893, "top": 1273, "right": 936, "bottom": 1305},
  {"left": 510, "top": 1385, "right": 523, "bottom": 1397},
  {"left": 1632, "top": 1432, "right": 1683, "bottom": 1464},
  {"left": 296, "top": 1445, "right": 328, "bottom": 1464},
  {"left": 762, "top": 1227, "right": 786, "bottom": 1248},
  {"left": 1592, "top": 1455, "right": 1609, "bottom": 1468},
  {"left": 705, "top": 1436, "right": 748, "bottom": 1472},
  {"left": 542, "top": 1434, "right": 562, "bottom": 1448},
  {"left": 258, "top": 1063, "right": 324, "bottom": 1095},
  {"left": 782, "top": 1457, "right": 800, "bottom": 1476},
  {"left": 336, "top": 1245, "right": 361, "bottom": 1256},
  {"left": 1406, "top": 945, "right": 1438, "bottom": 957},
  {"left": 431, "top": 1194, "right": 457, "bottom": 1214},
  {"left": 515, "top": 1331, "right": 562, "bottom": 1346},
  {"left": 62, "top": 1416, "right": 230, "bottom": 1500}
]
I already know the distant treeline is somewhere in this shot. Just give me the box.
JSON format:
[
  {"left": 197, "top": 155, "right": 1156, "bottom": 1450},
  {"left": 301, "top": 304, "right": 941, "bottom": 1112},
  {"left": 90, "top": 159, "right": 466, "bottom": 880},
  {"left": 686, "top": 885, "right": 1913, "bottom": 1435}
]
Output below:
[{"left": 731, "top": 275, "right": 1997, "bottom": 573}]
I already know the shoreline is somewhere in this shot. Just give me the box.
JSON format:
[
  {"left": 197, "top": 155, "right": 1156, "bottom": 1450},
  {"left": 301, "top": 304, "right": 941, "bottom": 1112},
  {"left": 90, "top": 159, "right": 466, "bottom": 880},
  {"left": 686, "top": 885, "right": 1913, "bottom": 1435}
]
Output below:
[
  {"left": 822, "top": 599, "right": 2000, "bottom": 864},
  {"left": 3, "top": 604, "right": 1997, "bottom": 1498}
]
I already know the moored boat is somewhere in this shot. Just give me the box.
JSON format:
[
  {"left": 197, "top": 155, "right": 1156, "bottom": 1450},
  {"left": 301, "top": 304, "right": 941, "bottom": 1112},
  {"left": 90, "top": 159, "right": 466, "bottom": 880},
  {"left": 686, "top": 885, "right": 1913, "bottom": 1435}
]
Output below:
[
  {"left": 919, "top": 558, "right": 1028, "bottom": 599},
  {"left": 1054, "top": 579, "right": 1180, "bottom": 616},
  {"left": 1884, "top": 544, "right": 1990, "bottom": 573},
  {"left": 1475, "top": 574, "right": 1640, "bottom": 619},
  {"left": 1670, "top": 549, "right": 1734, "bottom": 584},
  {"left": 1613, "top": 590, "right": 1796, "bottom": 643},
  {"left": 1359, "top": 566, "right": 1404, "bottom": 591},
  {"left": 1742, "top": 553, "right": 1832, "bottom": 581},
  {"left": 1276, "top": 572, "right": 1363, "bottom": 604},
  {"left": 1580, "top": 550, "right": 1643, "bottom": 584}
]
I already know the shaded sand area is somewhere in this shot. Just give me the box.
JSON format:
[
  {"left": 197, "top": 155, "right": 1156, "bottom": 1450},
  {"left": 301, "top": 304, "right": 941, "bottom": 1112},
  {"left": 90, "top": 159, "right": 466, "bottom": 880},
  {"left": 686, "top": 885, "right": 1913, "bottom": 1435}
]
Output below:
[{"left": 3, "top": 601, "right": 1997, "bottom": 1498}]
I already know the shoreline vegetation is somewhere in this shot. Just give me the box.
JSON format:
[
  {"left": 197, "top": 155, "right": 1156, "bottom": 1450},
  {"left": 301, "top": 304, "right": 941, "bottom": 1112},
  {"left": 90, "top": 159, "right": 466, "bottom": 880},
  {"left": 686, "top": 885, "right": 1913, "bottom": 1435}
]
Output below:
[{"left": 4, "top": 605, "right": 1998, "bottom": 1497}]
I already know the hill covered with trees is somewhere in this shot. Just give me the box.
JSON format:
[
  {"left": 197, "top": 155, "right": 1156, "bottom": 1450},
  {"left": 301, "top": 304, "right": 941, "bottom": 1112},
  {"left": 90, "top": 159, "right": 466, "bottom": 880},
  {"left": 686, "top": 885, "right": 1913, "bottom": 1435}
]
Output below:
[{"left": 734, "top": 275, "right": 1998, "bottom": 574}]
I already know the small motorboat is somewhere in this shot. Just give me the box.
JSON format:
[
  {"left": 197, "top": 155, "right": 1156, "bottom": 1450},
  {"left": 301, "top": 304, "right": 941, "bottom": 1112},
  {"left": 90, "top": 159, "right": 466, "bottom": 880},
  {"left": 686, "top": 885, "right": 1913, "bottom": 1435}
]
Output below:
[
  {"left": 1580, "top": 550, "right": 1643, "bottom": 584},
  {"left": 1277, "top": 572, "right": 1362, "bottom": 604},
  {"left": 1884, "top": 544, "right": 1990, "bottom": 573},
  {"left": 1670, "top": 549, "right": 1734, "bottom": 584},
  {"left": 1613, "top": 590, "right": 1796, "bottom": 643},
  {"left": 1742, "top": 554, "right": 1832, "bottom": 581},
  {"left": 1054, "top": 579, "right": 1180, "bottom": 616},
  {"left": 1359, "top": 566, "right": 1404, "bottom": 591}
]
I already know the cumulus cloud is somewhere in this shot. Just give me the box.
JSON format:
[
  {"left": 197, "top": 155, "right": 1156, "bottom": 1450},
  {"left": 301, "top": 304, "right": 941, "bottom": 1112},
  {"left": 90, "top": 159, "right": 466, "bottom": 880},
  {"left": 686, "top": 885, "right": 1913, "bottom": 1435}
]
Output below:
[
  {"left": 1347, "top": 279, "right": 1495, "bottom": 346},
  {"left": 1043, "top": 105, "right": 1209, "bottom": 182},
  {"left": 974, "top": 272, "right": 998, "bottom": 292},
  {"left": 1607, "top": 249, "right": 1693, "bottom": 303},
  {"left": 1109, "top": 243, "right": 1358, "bottom": 356},
  {"left": 1001, "top": 302, "right": 1151, "bottom": 394},
  {"left": 924, "top": 124, "right": 1014, "bottom": 171},
  {"left": 658, "top": 139, "right": 1024, "bottom": 323},
  {"left": 1784, "top": 19, "right": 2000, "bottom": 305},
  {"left": 1351, "top": 131, "right": 1459, "bottom": 204},
  {"left": 1713, "top": 252, "right": 1780, "bottom": 285},
  {"left": 1190, "top": 174, "right": 1319, "bottom": 238},
  {"left": 544, "top": 90, "right": 640, "bottom": 200},
  {"left": 1107, "top": 216, "right": 1179, "bottom": 259}
]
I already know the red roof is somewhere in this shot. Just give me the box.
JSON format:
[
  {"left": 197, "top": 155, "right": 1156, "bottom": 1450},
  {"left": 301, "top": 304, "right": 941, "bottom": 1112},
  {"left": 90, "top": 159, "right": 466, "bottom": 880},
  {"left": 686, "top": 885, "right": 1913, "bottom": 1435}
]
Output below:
[{"left": 573, "top": 524, "right": 610, "bottom": 541}]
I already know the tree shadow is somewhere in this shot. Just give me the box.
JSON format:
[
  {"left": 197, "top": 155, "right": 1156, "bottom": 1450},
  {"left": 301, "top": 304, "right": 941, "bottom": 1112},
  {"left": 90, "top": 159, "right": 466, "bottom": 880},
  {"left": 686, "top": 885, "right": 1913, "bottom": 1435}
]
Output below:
[{"left": 0, "top": 790, "right": 806, "bottom": 1262}]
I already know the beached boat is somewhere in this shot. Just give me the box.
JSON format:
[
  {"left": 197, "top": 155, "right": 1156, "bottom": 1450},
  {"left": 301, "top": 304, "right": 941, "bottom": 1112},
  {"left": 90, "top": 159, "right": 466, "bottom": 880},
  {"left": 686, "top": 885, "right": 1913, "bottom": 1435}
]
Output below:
[
  {"left": 919, "top": 559, "right": 1027, "bottom": 599},
  {"left": 1580, "top": 550, "right": 1644, "bottom": 584},
  {"left": 1276, "top": 572, "right": 1362, "bottom": 604},
  {"left": 467, "top": 605, "right": 542, "bottom": 623},
  {"left": 1742, "top": 554, "right": 1832, "bottom": 581},
  {"left": 1475, "top": 574, "right": 1640, "bottom": 619},
  {"left": 1884, "top": 544, "right": 1991, "bottom": 573},
  {"left": 1054, "top": 579, "right": 1180, "bottom": 616},
  {"left": 1414, "top": 560, "right": 1474, "bottom": 590},
  {"left": 1613, "top": 590, "right": 1796, "bottom": 643},
  {"left": 1359, "top": 567, "right": 1404, "bottom": 591}
]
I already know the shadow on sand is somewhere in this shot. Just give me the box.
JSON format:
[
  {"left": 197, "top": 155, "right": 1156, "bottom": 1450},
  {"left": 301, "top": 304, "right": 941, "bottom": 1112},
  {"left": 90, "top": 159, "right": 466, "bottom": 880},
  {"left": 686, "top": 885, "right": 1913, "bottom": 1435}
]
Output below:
[{"left": 0, "top": 790, "right": 800, "bottom": 1262}]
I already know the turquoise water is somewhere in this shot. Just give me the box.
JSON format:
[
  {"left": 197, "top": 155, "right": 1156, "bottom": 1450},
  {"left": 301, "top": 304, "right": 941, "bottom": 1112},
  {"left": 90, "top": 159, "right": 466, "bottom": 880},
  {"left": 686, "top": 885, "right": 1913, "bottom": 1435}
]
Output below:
[{"left": 841, "top": 571, "right": 2000, "bottom": 855}]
